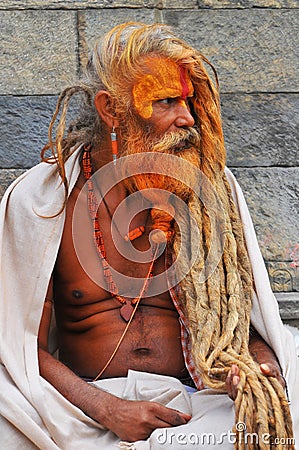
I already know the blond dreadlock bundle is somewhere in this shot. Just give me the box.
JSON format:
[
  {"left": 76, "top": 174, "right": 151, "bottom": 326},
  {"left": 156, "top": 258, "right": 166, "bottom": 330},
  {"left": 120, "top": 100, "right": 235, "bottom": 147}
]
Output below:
[
  {"left": 170, "top": 44, "right": 294, "bottom": 447},
  {"left": 172, "top": 168, "right": 294, "bottom": 449}
]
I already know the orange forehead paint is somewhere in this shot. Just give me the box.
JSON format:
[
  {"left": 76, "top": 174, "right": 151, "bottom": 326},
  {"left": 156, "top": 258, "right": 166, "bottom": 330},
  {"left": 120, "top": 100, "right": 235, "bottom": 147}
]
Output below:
[{"left": 132, "top": 57, "right": 194, "bottom": 119}]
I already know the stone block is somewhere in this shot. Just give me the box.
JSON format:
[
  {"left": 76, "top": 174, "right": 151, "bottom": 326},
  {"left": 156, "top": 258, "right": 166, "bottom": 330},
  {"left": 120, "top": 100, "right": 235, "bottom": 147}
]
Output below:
[
  {"left": 0, "top": 0, "right": 157, "bottom": 8},
  {"left": 267, "top": 262, "right": 299, "bottom": 293},
  {"left": 0, "top": 169, "right": 26, "bottom": 199},
  {"left": 231, "top": 168, "right": 299, "bottom": 264},
  {"left": 275, "top": 292, "right": 299, "bottom": 329},
  {"left": 0, "top": 96, "right": 59, "bottom": 168},
  {"left": 0, "top": 0, "right": 197, "bottom": 8},
  {"left": 78, "top": 9, "right": 156, "bottom": 63},
  {"left": 1, "top": 0, "right": 297, "bottom": 8},
  {"left": 0, "top": 95, "right": 82, "bottom": 169},
  {"left": 0, "top": 11, "right": 78, "bottom": 95},
  {"left": 197, "top": 0, "right": 298, "bottom": 8},
  {"left": 155, "top": 0, "right": 197, "bottom": 7},
  {"left": 221, "top": 94, "right": 299, "bottom": 167},
  {"left": 276, "top": 293, "right": 299, "bottom": 318},
  {"left": 163, "top": 9, "right": 298, "bottom": 92}
]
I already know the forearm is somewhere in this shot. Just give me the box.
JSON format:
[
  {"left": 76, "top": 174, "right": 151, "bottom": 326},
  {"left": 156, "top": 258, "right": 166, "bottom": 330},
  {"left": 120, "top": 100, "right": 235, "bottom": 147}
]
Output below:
[
  {"left": 38, "top": 347, "right": 190, "bottom": 442},
  {"left": 249, "top": 327, "right": 280, "bottom": 368},
  {"left": 248, "top": 327, "right": 286, "bottom": 389},
  {"left": 38, "top": 347, "right": 117, "bottom": 428}
]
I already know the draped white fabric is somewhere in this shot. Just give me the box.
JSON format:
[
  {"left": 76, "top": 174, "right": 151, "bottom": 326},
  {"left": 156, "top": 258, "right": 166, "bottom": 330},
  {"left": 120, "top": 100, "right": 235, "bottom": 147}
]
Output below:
[{"left": 0, "top": 148, "right": 298, "bottom": 449}]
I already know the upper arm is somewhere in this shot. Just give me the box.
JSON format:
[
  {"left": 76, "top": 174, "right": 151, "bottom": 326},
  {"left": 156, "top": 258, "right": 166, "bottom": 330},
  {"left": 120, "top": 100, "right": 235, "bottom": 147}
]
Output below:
[{"left": 38, "top": 276, "right": 53, "bottom": 351}]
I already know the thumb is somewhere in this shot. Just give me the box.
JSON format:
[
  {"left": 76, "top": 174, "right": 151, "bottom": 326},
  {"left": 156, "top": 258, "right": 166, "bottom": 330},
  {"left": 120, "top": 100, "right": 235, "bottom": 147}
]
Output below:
[{"left": 260, "top": 363, "right": 271, "bottom": 375}]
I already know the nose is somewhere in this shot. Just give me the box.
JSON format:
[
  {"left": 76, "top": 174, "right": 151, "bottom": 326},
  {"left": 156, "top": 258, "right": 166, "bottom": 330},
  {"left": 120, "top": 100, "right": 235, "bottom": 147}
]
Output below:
[{"left": 174, "top": 101, "right": 195, "bottom": 128}]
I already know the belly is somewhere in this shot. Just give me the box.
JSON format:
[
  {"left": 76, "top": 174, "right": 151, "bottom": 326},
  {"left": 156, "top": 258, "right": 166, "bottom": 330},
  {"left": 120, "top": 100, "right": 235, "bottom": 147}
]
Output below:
[{"left": 57, "top": 305, "right": 189, "bottom": 380}]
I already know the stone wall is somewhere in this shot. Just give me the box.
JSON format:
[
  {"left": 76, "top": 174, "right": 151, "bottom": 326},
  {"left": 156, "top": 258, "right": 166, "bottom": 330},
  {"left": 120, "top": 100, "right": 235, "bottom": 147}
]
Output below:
[{"left": 0, "top": 0, "right": 298, "bottom": 325}]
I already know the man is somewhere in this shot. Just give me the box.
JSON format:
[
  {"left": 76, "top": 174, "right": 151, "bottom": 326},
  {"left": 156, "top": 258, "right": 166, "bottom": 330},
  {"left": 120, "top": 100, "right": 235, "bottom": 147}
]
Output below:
[{"left": 0, "top": 22, "right": 298, "bottom": 449}]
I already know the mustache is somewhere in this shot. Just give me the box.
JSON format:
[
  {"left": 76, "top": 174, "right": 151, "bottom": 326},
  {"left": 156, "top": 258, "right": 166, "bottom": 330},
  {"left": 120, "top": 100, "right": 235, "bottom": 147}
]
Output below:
[{"left": 149, "top": 127, "right": 201, "bottom": 153}]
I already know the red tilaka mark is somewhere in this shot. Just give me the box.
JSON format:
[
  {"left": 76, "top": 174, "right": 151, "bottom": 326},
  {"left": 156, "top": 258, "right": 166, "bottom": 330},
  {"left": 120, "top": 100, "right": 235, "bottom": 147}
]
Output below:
[{"left": 179, "top": 66, "right": 189, "bottom": 99}]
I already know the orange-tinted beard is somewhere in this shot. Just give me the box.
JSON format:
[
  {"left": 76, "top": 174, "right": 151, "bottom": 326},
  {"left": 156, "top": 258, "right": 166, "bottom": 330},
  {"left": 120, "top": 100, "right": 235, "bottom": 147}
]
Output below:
[
  {"left": 118, "top": 114, "right": 201, "bottom": 242},
  {"left": 120, "top": 114, "right": 201, "bottom": 204}
]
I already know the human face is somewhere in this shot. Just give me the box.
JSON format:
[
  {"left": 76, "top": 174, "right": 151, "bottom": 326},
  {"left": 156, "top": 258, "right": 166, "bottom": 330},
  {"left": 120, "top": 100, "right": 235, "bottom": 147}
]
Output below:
[
  {"left": 132, "top": 57, "right": 195, "bottom": 139},
  {"left": 120, "top": 58, "right": 200, "bottom": 205}
]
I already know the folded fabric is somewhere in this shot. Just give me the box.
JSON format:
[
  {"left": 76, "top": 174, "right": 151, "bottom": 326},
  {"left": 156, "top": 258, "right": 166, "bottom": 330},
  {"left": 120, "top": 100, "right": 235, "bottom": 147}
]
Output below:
[{"left": 0, "top": 147, "right": 298, "bottom": 448}]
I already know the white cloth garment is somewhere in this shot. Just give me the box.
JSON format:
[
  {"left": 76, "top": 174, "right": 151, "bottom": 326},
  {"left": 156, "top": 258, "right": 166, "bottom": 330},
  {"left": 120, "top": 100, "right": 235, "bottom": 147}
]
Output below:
[{"left": 0, "top": 147, "right": 298, "bottom": 449}]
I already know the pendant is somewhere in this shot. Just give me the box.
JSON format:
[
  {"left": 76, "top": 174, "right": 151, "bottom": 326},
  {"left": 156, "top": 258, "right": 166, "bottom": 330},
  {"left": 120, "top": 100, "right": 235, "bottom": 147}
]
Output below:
[
  {"left": 124, "top": 226, "right": 145, "bottom": 242},
  {"left": 120, "top": 302, "right": 134, "bottom": 322}
]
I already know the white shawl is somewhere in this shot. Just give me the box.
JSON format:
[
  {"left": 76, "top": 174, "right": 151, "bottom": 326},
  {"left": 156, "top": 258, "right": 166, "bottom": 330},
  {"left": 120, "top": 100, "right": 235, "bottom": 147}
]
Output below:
[{"left": 0, "top": 148, "right": 298, "bottom": 449}]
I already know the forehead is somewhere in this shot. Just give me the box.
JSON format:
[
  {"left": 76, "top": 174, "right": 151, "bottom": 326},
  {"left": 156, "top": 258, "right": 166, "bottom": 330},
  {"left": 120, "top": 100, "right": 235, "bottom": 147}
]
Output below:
[{"left": 132, "top": 56, "right": 194, "bottom": 119}]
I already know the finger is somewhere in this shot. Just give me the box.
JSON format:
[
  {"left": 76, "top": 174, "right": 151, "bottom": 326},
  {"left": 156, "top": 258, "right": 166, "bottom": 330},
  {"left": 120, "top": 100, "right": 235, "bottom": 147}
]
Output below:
[
  {"left": 226, "top": 366, "right": 240, "bottom": 400},
  {"left": 154, "top": 418, "right": 183, "bottom": 430},
  {"left": 260, "top": 363, "right": 280, "bottom": 378},
  {"left": 231, "top": 375, "right": 240, "bottom": 400},
  {"left": 260, "top": 363, "right": 272, "bottom": 375},
  {"left": 226, "top": 373, "right": 234, "bottom": 400},
  {"left": 233, "top": 374, "right": 240, "bottom": 387},
  {"left": 177, "top": 411, "right": 192, "bottom": 421},
  {"left": 260, "top": 363, "right": 285, "bottom": 388},
  {"left": 155, "top": 406, "right": 191, "bottom": 426},
  {"left": 226, "top": 369, "right": 232, "bottom": 388},
  {"left": 231, "top": 364, "right": 239, "bottom": 377}
]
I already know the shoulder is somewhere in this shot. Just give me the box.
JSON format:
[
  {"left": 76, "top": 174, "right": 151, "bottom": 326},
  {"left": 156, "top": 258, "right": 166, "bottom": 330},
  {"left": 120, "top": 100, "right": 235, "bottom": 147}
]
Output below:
[
  {"left": 1, "top": 147, "right": 82, "bottom": 218},
  {"left": 1, "top": 162, "right": 61, "bottom": 216}
]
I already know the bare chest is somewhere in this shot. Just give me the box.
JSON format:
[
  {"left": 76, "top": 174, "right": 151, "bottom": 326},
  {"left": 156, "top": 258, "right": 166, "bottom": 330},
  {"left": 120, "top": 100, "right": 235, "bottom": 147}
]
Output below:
[{"left": 54, "top": 178, "right": 175, "bottom": 318}]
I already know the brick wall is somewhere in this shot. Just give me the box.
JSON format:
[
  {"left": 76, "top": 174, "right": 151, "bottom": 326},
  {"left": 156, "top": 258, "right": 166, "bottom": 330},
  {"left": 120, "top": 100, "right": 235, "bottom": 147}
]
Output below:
[{"left": 0, "top": 0, "right": 298, "bottom": 325}]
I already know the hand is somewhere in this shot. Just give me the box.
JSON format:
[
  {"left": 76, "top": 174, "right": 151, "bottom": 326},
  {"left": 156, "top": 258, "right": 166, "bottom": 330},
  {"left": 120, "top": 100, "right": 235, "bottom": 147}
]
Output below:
[
  {"left": 259, "top": 362, "right": 286, "bottom": 389},
  {"left": 225, "top": 362, "right": 286, "bottom": 401},
  {"left": 226, "top": 364, "right": 240, "bottom": 400},
  {"left": 102, "top": 397, "right": 191, "bottom": 442},
  {"left": 249, "top": 327, "right": 285, "bottom": 389},
  {"left": 38, "top": 349, "right": 191, "bottom": 442}
]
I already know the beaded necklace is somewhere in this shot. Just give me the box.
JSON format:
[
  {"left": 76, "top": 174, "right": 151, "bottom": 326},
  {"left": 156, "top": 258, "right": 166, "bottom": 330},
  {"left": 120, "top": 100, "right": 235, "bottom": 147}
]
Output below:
[{"left": 82, "top": 147, "right": 156, "bottom": 322}]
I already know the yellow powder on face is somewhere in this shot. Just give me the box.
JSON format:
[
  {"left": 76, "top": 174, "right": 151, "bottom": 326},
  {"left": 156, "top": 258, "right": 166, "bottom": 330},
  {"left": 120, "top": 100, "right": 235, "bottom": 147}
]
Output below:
[{"left": 132, "top": 57, "right": 194, "bottom": 119}]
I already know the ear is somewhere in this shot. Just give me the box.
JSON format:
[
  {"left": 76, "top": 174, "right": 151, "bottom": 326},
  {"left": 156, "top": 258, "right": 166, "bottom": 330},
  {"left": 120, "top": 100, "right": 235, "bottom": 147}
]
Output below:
[{"left": 94, "top": 90, "right": 120, "bottom": 128}]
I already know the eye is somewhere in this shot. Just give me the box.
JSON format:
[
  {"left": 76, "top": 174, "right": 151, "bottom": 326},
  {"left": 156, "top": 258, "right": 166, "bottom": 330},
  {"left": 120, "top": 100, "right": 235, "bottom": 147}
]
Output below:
[{"left": 157, "top": 98, "right": 176, "bottom": 105}]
